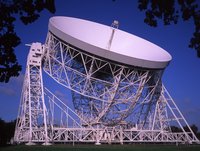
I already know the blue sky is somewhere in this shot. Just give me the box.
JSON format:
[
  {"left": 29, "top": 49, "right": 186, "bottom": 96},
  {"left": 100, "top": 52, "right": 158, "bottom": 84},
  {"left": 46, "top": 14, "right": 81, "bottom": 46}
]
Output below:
[{"left": 0, "top": 0, "right": 200, "bottom": 129}]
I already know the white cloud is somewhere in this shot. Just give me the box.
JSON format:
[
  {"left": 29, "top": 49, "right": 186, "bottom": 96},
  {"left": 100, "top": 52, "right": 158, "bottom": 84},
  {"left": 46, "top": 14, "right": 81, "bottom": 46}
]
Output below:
[
  {"left": 0, "top": 73, "right": 24, "bottom": 97},
  {"left": 0, "top": 85, "right": 16, "bottom": 96}
]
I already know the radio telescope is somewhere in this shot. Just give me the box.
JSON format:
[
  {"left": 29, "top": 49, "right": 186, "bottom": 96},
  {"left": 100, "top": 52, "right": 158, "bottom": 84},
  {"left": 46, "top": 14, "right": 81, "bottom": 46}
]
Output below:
[{"left": 14, "top": 16, "right": 199, "bottom": 145}]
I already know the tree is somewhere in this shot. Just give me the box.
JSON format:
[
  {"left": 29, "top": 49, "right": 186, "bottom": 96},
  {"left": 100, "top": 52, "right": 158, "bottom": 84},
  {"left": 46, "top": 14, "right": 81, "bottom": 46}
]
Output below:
[
  {"left": 0, "top": 118, "right": 6, "bottom": 145},
  {"left": 184, "top": 124, "right": 198, "bottom": 134},
  {"left": 0, "top": 118, "right": 16, "bottom": 146},
  {"left": 138, "top": 0, "right": 200, "bottom": 57},
  {"left": 0, "top": 0, "right": 55, "bottom": 83}
]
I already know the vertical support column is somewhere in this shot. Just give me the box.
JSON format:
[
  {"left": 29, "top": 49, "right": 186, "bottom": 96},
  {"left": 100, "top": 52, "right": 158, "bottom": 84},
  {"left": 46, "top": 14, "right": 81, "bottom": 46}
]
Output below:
[
  {"left": 14, "top": 43, "right": 49, "bottom": 145},
  {"left": 95, "top": 125, "right": 101, "bottom": 145},
  {"left": 119, "top": 126, "right": 123, "bottom": 145}
]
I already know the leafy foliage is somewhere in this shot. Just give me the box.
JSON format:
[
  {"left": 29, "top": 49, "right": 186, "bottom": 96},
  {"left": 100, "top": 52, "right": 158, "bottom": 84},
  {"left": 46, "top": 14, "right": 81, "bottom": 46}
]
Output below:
[
  {"left": 0, "top": 0, "right": 55, "bottom": 83},
  {"left": 0, "top": 118, "right": 16, "bottom": 146},
  {"left": 138, "top": 0, "right": 200, "bottom": 57}
]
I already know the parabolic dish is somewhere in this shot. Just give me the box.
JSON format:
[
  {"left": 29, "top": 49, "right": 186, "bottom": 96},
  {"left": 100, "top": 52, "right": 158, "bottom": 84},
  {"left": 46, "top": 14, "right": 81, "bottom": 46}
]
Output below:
[{"left": 49, "top": 16, "right": 172, "bottom": 69}]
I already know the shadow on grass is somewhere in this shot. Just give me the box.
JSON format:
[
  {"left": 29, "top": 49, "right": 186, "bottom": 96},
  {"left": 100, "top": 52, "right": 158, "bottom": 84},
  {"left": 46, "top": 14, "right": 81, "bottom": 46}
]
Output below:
[{"left": 1, "top": 144, "right": 200, "bottom": 151}]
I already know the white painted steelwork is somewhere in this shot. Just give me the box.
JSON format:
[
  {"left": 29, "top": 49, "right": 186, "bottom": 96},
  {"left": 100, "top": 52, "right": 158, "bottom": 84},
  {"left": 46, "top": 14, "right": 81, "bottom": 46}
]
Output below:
[{"left": 14, "top": 17, "right": 199, "bottom": 145}]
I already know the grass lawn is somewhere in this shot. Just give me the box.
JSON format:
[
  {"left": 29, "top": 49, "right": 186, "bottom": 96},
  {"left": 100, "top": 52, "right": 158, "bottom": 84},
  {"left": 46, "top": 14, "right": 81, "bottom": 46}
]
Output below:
[{"left": 0, "top": 144, "right": 200, "bottom": 151}]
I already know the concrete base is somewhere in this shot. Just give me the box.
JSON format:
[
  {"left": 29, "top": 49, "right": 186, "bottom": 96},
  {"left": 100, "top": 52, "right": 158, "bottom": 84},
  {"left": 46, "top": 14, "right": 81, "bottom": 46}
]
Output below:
[
  {"left": 25, "top": 142, "right": 36, "bottom": 146},
  {"left": 42, "top": 142, "right": 52, "bottom": 146},
  {"left": 95, "top": 142, "right": 101, "bottom": 145}
]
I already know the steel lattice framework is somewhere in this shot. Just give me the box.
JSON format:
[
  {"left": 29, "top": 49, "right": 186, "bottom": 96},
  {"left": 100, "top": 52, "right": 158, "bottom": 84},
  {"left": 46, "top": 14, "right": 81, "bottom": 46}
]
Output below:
[{"left": 14, "top": 32, "right": 199, "bottom": 145}]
